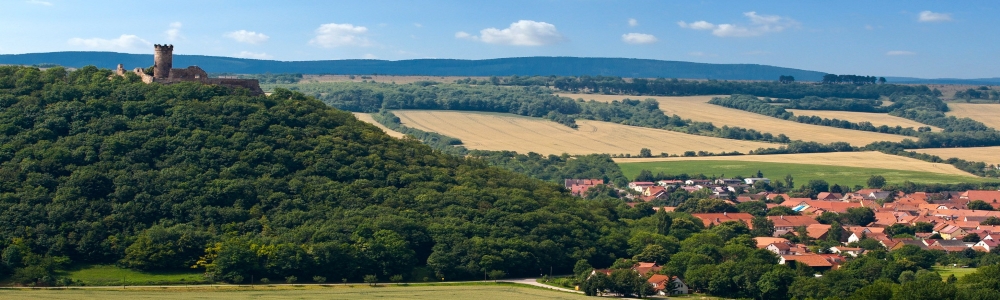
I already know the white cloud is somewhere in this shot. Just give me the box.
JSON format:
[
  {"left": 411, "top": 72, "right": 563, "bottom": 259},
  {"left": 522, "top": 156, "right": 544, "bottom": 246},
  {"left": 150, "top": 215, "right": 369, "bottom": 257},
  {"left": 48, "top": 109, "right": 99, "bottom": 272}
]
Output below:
[
  {"left": 363, "top": 53, "right": 378, "bottom": 59},
  {"left": 462, "top": 20, "right": 563, "bottom": 46},
  {"left": 679, "top": 11, "right": 797, "bottom": 37},
  {"left": 919, "top": 11, "right": 952, "bottom": 22},
  {"left": 677, "top": 20, "right": 717, "bottom": 30},
  {"left": 226, "top": 30, "right": 270, "bottom": 44},
  {"left": 27, "top": 0, "right": 52, "bottom": 6},
  {"left": 165, "top": 22, "right": 183, "bottom": 41},
  {"left": 235, "top": 51, "right": 272, "bottom": 59},
  {"left": 309, "top": 23, "right": 371, "bottom": 48},
  {"left": 886, "top": 50, "right": 916, "bottom": 56},
  {"left": 414, "top": 23, "right": 423, "bottom": 28},
  {"left": 621, "top": 33, "right": 657, "bottom": 44},
  {"left": 455, "top": 31, "right": 476, "bottom": 40},
  {"left": 628, "top": 18, "right": 638, "bottom": 27},
  {"left": 68, "top": 34, "right": 151, "bottom": 51}
]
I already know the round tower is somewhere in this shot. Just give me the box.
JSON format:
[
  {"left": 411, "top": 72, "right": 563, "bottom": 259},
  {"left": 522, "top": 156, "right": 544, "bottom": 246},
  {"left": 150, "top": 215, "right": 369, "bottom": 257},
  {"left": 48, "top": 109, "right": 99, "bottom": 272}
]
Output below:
[{"left": 153, "top": 44, "right": 174, "bottom": 79}]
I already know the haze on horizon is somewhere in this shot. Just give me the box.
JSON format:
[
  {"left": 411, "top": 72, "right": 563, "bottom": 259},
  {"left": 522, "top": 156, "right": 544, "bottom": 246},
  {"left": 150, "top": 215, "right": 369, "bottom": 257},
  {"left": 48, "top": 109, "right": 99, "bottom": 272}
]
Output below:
[{"left": 0, "top": 0, "right": 996, "bottom": 79}]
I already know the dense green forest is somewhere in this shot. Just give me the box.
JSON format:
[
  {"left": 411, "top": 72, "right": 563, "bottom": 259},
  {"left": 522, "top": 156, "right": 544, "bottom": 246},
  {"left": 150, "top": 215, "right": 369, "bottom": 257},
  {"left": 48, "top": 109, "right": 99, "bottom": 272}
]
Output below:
[
  {"left": 455, "top": 75, "right": 934, "bottom": 99},
  {"left": 5, "top": 66, "right": 1000, "bottom": 299},
  {"left": 0, "top": 65, "right": 640, "bottom": 285}
]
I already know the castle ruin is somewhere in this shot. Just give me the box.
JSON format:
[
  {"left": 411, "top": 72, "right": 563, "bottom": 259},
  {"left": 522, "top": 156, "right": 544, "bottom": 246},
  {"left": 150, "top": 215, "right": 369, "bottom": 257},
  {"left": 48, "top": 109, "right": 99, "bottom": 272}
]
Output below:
[{"left": 114, "top": 44, "right": 264, "bottom": 95}]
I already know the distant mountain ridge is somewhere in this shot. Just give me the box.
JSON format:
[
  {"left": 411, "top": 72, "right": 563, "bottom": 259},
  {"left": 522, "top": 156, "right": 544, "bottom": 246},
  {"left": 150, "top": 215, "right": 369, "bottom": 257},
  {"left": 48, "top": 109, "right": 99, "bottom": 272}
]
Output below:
[{"left": 0, "top": 51, "right": 829, "bottom": 81}]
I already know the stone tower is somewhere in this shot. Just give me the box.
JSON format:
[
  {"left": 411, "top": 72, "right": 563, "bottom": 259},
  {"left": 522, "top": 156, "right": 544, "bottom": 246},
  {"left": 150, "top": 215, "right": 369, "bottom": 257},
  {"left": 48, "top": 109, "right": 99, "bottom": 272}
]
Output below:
[{"left": 153, "top": 44, "right": 174, "bottom": 79}]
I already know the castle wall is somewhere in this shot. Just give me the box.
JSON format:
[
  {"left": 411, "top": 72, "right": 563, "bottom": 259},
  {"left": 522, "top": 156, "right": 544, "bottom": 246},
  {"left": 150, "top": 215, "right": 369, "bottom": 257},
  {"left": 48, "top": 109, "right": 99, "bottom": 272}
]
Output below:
[{"left": 112, "top": 45, "right": 264, "bottom": 96}]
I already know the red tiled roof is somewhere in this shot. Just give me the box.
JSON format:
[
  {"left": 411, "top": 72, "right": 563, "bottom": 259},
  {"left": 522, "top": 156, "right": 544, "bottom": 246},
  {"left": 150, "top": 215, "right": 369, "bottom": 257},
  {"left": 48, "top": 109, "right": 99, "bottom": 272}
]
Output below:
[
  {"left": 691, "top": 213, "right": 756, "bottom": 229},
  {"left": 769, "top": 215, "right": 820, "bottom": 228},
  {"left": 782, "top": 254, "right": 833, "bottom": 267}
]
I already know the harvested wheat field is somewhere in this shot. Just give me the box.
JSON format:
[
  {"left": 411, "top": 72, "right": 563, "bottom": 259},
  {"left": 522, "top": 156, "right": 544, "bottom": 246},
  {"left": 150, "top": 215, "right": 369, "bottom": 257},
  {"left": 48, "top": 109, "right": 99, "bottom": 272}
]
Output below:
[
  {"left": 392, "top": 110, "right": 776, "bottom": 155},
  {"left": 915, "top": 147, "right": 1000, "bottom": 166},
  {"left": 558, "top": 94, "right": 909, "bottom": 145},
  {"left": 614, "top": 151, "right": 975, "bottom": 176},
  {"left": 946, "top": 103, "right": 1000, "bottom": 130},
  {"left": 785, "top": 109, "right": 941, "bottom": 132},
  {"left": 352, "top": 112, "right": 407, "bottom": 138}
]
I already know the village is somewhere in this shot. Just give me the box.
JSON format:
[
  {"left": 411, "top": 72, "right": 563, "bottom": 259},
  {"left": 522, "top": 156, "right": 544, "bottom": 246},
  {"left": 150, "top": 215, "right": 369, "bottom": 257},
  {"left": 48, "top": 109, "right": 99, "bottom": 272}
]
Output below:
[{"left": 565, "top": 177, "right": 1000, "bottom": 296}]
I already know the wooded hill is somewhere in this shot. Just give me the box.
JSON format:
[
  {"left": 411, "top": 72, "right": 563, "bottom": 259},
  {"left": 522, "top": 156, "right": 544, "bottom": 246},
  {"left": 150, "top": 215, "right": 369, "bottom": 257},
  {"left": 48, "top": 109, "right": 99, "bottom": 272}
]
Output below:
[
  {"left": 0, "top": 52, "right": 826, "bottom": 81},
  {"left": 0, "top": 65, "right": 641, "bottom": 284}
]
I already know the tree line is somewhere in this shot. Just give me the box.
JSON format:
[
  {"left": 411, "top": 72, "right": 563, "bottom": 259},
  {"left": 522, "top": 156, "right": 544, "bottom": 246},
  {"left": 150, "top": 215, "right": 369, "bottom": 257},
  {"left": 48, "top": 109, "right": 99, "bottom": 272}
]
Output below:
[{"left": 452, "top": 75, "right": 933, "bottom": 99}]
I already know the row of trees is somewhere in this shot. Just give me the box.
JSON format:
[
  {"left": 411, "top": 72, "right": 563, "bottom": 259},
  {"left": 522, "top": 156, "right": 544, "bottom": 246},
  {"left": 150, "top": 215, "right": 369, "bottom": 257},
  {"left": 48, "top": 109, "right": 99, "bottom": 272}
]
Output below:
[
  {"left": 709, "top": 95, "right": 929, "bottom": 136},
  {"left": 821, "top": 74, "right": 886, "bottom": 85},
  {"left": 461, "top": 75, "right": 932, "bottom": 99}
]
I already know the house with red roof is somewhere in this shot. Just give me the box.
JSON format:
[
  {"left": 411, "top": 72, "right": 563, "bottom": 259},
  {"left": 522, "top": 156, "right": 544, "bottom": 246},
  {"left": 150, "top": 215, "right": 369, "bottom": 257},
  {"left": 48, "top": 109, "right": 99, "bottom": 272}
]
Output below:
[
  {"left": 691, "top": 212, "right": 756, "bottom": 229},
  {"left": 647, "top": 274, "right": 689, "bottom": 295}
]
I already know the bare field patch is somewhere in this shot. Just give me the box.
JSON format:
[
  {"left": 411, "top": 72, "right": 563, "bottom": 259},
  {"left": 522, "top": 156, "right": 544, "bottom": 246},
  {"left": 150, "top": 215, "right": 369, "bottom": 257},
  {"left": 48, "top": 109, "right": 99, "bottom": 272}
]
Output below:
[
  {"left": 614, "top": 151, "right": 975, "bottom": 176},
  {"left": 785, "top": 109, "right": 941, "bottom": 132},
  {"left": 393, "top": 110, "right": 776, "bottom": 155},
  {"left": 558, "top": 94, "right": 908, "bottom": 145},
  {"left": 352, "top": 112, "right": 407, "bottom": 138},
  {"left": 914, "top": 147, "right": 1000, "bottom": 166},
  {"left": 946, "top": 103, "right": 1000, "bottom": 130},
  {"left": 303, "top": 75, "right": 487, "bottom": 84}
]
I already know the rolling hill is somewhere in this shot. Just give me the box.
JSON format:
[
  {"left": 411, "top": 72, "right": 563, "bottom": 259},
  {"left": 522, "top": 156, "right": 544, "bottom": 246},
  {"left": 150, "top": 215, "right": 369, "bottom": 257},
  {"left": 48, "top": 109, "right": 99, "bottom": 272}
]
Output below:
[{"left": 0, "top": 51, "right": 827, "bottom": 80}]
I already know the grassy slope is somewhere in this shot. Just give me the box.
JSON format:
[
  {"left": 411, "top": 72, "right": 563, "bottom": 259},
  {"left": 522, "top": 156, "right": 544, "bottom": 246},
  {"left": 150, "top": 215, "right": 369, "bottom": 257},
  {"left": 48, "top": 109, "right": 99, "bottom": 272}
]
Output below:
[
  {"left": 932, "top": 266, "right": 978, "bottom": 280},
  {"left": 61, "top": 265, "right": 208, "bottom": 286},
  {"left": 0, "top": 284, "right": 588, "bottom": 300},
  {"left": 618, "top": 160, "right": 998, "bottom": 187}
]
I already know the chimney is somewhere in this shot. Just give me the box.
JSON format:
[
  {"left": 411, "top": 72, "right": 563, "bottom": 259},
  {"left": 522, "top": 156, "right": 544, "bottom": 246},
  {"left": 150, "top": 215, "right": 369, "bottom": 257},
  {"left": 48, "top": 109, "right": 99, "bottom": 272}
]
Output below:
[
  {"left": 723, "top": 212, "right": 727, "bottom": 216},
  {"left": 780, "top": 215, "right": 784, "bottom": 220}
]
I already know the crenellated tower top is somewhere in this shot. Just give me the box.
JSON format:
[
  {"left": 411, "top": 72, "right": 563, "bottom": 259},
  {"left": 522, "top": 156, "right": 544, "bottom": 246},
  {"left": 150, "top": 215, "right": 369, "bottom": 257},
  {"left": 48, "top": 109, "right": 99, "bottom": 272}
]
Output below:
[{"left": 153, "top": 44, "right": 173, "bottom": 79}]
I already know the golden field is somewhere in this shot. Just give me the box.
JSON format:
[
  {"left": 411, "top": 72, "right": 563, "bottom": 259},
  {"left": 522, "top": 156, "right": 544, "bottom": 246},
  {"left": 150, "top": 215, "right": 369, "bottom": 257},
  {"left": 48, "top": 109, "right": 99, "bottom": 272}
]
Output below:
[
  {"left": 559, "top": 94, "right": 909, "bottom": 145},
  {"left": 352, "top": 112, "right": 407, "bottom": 138},
  {"left": 914, "top": 147, "right": 1000, "bottom": 166},
  {"left": 614, "top": 151, "right": 975, "bottom": 176},
  {"left": 392, "top": 110, "right": 776, "bottom": 155},
  {"left": 785, "top": 109, "right": 941, "bottom": 132},
  {"left": 946, "top": 103, "right": 1000, "bottom": 130}
]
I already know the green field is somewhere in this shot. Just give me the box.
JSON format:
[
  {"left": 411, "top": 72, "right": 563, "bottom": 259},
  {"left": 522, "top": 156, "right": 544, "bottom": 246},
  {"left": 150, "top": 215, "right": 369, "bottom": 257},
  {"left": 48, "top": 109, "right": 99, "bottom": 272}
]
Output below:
[
  {"left": 0, "top": 284, "right": 588, "bottom": 300},
  {"left": 932, "top": 266, "right": 978, "bottom": 280},
  {"left": 618, "top": 160, "right": 999, "bottom": 187},
  {"left": 61, "top": 265, "right": 208, "bottom": 286}
]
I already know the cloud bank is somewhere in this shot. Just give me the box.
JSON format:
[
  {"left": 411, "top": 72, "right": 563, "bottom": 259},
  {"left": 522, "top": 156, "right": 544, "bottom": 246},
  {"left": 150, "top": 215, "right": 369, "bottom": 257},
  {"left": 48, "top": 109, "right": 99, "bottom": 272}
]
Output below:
[
  {"left": 919, "top": 11, "right": 952, "bottom": 22},
  {"left": 226, "top": 30, "right": 270, "bottom": 44},
  {"left": 458, "top": 20, "right": 564, "bottom": 46},
  {"left": 309, "top": 23, "right": 371, "bottom": 48},
  {"left": 679, "top": 12, "right": 797, "bottom": 37},
  {"left": 68, "top": 34, "right": 151, "bottom": 51},
  {"left": 622, "top": 33, "right": 657, "bottom": 44}
]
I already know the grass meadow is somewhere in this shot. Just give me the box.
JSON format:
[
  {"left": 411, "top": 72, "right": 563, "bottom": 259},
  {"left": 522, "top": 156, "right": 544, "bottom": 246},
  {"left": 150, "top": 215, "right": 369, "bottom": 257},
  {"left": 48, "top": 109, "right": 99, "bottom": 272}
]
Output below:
[
  {"left": 0, "top": 284, "right": 589, "bottom": 300},
  {"left": 618, "top": 160, "right": 998, "bottom": 187}
]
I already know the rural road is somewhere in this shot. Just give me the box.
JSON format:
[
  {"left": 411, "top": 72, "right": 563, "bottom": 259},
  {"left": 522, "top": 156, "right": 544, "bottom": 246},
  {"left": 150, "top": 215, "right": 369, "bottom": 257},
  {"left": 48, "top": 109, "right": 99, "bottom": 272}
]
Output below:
[{"left": 499, "top": 278, "right": 583, "bottom": 294}]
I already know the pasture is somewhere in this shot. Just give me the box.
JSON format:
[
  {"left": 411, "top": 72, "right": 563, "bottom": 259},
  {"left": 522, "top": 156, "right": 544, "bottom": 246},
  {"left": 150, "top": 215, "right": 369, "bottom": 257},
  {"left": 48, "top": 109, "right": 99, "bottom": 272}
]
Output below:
[
  {"left": 615, "top": 151, "right": 976, "bottom": 176},
  {"left": 0, "top": 284, "right": 588, "bottom": 300},
  {"left": 914, "top": 146, "right": 1000, "bottom": 166},
  {"left": 946, "top": 103, "right": 1000, "bottom": 131},
  {"left": 392, "top": 110, "right": 776, "bottom": 155},
  {"left": 61, "top": 265, "right": 207, "bottom": 286},
  {"left": 617, "top": 159, "right": 996, "bottom": 187},
  {"left": 932, "top": 266, "right": 978, "bottom": 280},
  {"left": 352, "top": 112, "right": 407, "bottom": 138},
  {"left": 785, "top": 109, "right": 941, "bottom": 132},
  {"left": 558, "top": 93, "right": 909, "bottom": 145}
]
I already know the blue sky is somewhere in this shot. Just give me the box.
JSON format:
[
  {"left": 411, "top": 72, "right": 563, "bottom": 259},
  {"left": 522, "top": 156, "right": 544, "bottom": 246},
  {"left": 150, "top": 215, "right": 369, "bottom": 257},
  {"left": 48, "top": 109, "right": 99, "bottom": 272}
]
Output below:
[{"left": 1, "top": 0, "right": 996, "bottom": 78}]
